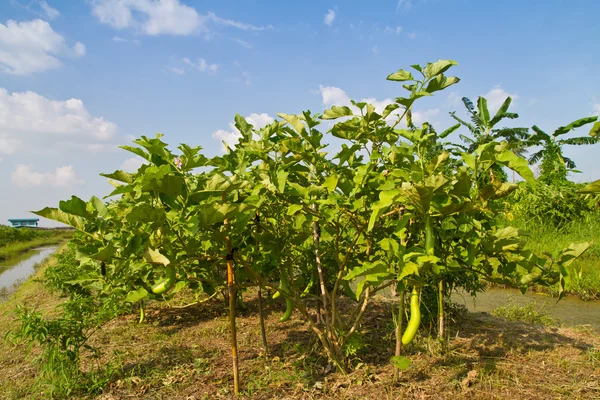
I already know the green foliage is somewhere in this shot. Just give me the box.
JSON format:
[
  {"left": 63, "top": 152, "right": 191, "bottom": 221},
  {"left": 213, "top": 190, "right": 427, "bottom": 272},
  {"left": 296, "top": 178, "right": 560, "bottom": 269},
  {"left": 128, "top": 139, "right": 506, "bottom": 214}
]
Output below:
[
  {"left": 30, "top": 59, "right": 590, "bottom": 381},
  {"left": 7, "top": 293, "right": 120, "bottom": 398},
  {"left": 527, "top": 117, "right": 599, "bottom": 184},
  {"left": 508, "top": 182, "right": 598, "bottom": 228},
  {"left": 450, "top": 95, "right": 529, "bottom": 184},
  {"left": 492, "top": 299, "right": 557, "bottom": 326},
  {"left": 0, "top": 225, "right": 57, "bottom": 247}
]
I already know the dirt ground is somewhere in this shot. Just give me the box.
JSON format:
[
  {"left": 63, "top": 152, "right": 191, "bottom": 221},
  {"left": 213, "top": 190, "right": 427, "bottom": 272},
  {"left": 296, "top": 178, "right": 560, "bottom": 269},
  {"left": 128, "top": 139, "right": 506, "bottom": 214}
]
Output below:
[{"left": 3, "top": 270, "right": 600, "bottom": 400}]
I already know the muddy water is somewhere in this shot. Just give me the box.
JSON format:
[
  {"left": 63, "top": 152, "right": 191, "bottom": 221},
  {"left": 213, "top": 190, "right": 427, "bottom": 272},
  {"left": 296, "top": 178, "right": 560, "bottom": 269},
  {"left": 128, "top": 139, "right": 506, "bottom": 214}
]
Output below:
[
  {"left": 450, "top": 288, "right": 600, "bottom": 330},
  {"left": 0, "top": 247, "right": 57, "bottom": 292}
]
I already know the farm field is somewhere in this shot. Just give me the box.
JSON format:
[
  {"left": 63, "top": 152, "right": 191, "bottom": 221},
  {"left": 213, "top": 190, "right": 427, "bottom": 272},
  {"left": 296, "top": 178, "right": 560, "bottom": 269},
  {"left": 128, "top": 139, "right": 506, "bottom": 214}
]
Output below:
[
  {"left": 1, "top": 249, "right": 599, "bottom": 399},
  {"left": 1, "top": 2, "right": 600, "bottom": 398},
  {"left": 0, "top": 57, "right": 599, "bottom": 399},
  {"left": 0, "top": 226, "right": 73, "bottom": 261}
]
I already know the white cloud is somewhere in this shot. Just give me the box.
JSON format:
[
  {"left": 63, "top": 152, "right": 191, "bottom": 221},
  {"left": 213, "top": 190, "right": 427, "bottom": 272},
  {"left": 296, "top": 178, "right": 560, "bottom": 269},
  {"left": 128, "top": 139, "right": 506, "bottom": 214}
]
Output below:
[
  {"left": 385, "top": 26, "right": 402, "bottom": 34},
  {"left": 592, "top": 103, "right": 600, "bottom": 115},
  {"left": 40, "top": 1, "right": 60, "bottom": 20},
  {"left": 91, "top": 0, "right": 272, "bottom": 36},
  {"left": 445, "top": 92, "right": 461, "bottom": 108},
  {"left": 0, "top": 19, "right": 85, "bottom": 75},
  {"left": 324, "top": 9, "right": 336, "bottom": 26},
  {"left": 396, "top": 0, "right": 414, "bottom": 11},
  {"left": 12, "top": 164, "right": 84, "bottom": 187},
  {"left": 213, "top": 113, "right": 274, "bottom": 150},
  {"left": 182, "top": 57, "right": 218, "bottom": 74},
  {"left": 92, "top": 0, "right": 204, "bottom": 35},
  {"left": 207, "top": 12, "right": 273, "bottom": 31},
  {"left": 412, "top": 109, "right": 440, "bottom": 125},
  {"left": 226, "top": 71, "right": 251, "bottom": 86},
  {"left": 408, "top": 32, "right": 417, "bottom": 39},
  {"left": 0, "top": 89, "right": 118, "bottom": 156},
  {"left": 372, "top": 45, "right": 379, "bottom": 55},
  {"left": 112, "top": 35, "right": 141, "bottom": 44},
  {"left": 167, "top": 66, "right": 184, "bottom": 75},
  {"left": 483, "top": 86, "right": 518, "bottom": 115},
  {"left": 233, "top": 38, "right": 253, "bottom": 49},
  {"left": 121, "top": 157, "right": 145, "bottom": 172},
  {"left": 73, "top": 42, "right": 86, "bottom": 57}
]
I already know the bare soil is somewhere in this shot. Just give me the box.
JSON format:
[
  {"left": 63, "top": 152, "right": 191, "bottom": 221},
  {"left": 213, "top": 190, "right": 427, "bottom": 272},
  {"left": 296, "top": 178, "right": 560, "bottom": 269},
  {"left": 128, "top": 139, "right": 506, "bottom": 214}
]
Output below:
[{"left": 3, "top": 271, "right": 599, "bottom": 400}]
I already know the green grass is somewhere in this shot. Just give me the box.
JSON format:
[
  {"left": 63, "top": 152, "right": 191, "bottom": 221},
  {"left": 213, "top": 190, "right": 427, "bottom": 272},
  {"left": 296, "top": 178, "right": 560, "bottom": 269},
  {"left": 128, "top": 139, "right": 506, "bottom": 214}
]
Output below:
[
  {"left": 491, "top": 299, "right": 557, "bottom": 326},
  {"left": 515, "top": 214, "right": 600, "bottom": 300}
]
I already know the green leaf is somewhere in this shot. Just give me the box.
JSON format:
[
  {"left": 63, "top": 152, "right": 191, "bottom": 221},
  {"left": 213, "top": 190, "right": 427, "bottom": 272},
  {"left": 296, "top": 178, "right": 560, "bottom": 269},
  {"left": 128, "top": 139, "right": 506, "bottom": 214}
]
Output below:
[
  {"left": 423, "top": 59, "right": 457, "bottom": 79},
  {"left": 589, "top": 121, "right": 600, "bottom": 137},
  {"left": 143, "top": 248, "right": 171, "bottom": 266},
  {"left": 554, "top": 116, "right": 598, "bottom": 136},
  {"left": 489, "top": 96, "right": 513, "bottom": 126},
  {"left": 323, "top": 175, "right": 339, "bottom": 193},
  {"left": 59, "top": 196, "right": 92, "bottom": 220},
  {"left": 477, "top": 97, "right": 490, "bottom": 125},
  {"left": 439, "top": 123, "right": 460, "bottom": 139},
  {"left": 495, "top": 149, "right": 536, "bottom": 184},
  {"left": 578, "top": 179, "right": 600, "bottom": 194},
  {"left": 321, "top": 106, "right": 353, "bottom": 120},
  {"left": 120, "top": 145, "right": 150, "bottom": 162},
  {"left": 90, "top": 196, "right": 107, "bottom": 218},
  {"left": 125, "top": 288, "right": 148, "bottom": 303},
  {"left": 387, "top": 69, "right": 414, "bottom": 82},
  {"left": 425, "top": 75, "right": 460, "bottom": 93},
  {"left": 32, "top": 207, "right": 85, "bottom": 230},
  {"left": 390, "top": 356, "right": 411, "bottom": 370},
  {"left": 100, "top": 170, "right": 135, "bottom": 184},
  {"left": 287, "top": 204, "right": 304, "bottom": 215},
  {"left": 382, "top": 103, "right": 400, "bottom": 118},
  {"left": 461, "top": 153, "right": 476, "bottom": 170},
  {"left": 278, "top": 113, "right": 306, "bottom": 135}
]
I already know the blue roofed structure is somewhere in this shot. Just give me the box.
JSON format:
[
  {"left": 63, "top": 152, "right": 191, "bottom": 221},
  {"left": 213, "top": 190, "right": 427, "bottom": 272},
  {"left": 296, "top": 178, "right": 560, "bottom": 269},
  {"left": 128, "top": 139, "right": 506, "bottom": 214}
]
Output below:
[{"left": 8, "top": 218, "right": 39, "bottom": 228}]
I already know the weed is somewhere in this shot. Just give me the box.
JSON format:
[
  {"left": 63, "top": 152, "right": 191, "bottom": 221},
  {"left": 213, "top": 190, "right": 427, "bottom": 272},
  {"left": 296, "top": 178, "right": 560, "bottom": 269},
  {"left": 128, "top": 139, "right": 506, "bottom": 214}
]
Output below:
[{"left": 491, "top": 299, "right": 557, "bottom": 326}]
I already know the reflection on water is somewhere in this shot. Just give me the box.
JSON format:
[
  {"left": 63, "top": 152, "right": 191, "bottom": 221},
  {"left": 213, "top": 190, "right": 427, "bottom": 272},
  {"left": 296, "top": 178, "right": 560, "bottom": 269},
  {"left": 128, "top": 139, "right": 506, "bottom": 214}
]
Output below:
[
  {"left": 451, "top": 288, "right": 600, "bottom": 330},
  {"left": 0, "top": 247, "right": 57, "bottom": 292}
]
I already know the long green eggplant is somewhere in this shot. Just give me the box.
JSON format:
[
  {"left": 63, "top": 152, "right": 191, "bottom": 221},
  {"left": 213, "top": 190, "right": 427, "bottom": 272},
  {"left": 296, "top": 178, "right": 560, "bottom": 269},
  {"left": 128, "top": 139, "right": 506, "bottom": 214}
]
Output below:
[
  {"left": 401, "top": 286, "right": 421, "bottom": 345},
  {"left": 151, "top": 265, "right": 176, "bottom": 294}
]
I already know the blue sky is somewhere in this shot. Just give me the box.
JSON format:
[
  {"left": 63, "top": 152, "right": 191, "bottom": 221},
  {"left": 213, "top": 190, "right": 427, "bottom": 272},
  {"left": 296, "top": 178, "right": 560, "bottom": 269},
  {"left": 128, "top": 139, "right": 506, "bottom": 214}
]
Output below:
[{"left": 1, "top": 0, "right": 599, "bottom": 226}]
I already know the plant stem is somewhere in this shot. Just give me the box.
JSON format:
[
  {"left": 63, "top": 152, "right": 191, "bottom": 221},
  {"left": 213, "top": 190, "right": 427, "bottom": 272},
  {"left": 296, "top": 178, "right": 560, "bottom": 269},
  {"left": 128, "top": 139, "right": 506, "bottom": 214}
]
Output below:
[
  {"left": 438, "top": 279, "right": 445, "bottom": 348},
  {"left": 394, "top": 290, "right": 405, "bottom": 382},
  {"left": 312, "top": 204, "right": 330, "bottom": 327},
  {"left": 257, "top": 285, "right": 269, "bottom": 358}
]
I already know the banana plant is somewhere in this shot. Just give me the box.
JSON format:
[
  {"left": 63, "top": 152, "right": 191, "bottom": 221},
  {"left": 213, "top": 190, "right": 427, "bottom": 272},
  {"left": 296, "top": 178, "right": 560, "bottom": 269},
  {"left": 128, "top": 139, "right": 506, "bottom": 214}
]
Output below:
[
  {"left": 527, "top": 116, "right": 599, "bottom": 184},
  {"left": 450, "top": 96, "right": 530, "bottom": 183}
]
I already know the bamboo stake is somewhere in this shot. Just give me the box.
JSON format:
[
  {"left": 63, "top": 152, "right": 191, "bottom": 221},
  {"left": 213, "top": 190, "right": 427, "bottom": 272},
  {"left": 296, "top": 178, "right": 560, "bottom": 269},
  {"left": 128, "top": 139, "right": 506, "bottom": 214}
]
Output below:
[{"left": 223, "top": 191, "right": 240, "bottom": 396}]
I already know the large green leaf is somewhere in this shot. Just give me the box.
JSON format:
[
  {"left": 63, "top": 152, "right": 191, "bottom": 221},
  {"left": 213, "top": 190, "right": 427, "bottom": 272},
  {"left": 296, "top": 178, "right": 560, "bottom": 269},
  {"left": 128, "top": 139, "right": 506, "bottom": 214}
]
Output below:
[
  {"left": 386, "top": 69, "right": 414, "bottom": 82},
  {"left": 125, "top": 288, "right": 148, "bottom": 303},
  {"left": 59, "top": 196, "right": 92, "bottom": 220},
  {"left": 423, "top": 59, "right": 457, "bottom": 79},
  {"left": 589, "top": 121, "right": 600, "bottom": 137},
  {"left": 578, "top": 179, "right": 600, "bottom": 194},
  {"left": 495, "top": 148, "right": 536, "bottom": 184},
  {"left": 321, "top": 106, "right": 353, "bottom": 120},
  {"left": 390, "top": 356, "right": 411, "bottom": 370},
  {"left": 477, "top": 97, "right": 490, "bottom": 125},
  {"left": 553, "top": 116, "right": 598, "bottom": 136},
  {"left": 32, "top": 207, "right": 85, "bottom": 230}
]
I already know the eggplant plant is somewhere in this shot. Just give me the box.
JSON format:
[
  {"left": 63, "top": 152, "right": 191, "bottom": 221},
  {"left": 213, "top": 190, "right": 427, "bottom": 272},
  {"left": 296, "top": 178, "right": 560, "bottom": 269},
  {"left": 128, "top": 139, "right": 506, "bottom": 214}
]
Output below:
[{"left": 32, "top": 59, "right": 591, "bottom": 395}]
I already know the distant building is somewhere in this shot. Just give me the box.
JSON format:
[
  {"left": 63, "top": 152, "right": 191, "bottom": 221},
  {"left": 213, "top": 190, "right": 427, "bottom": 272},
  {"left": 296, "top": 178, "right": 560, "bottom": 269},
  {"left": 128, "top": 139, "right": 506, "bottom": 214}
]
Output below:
[{"left": 8, "top": 218, "right": 39, "bottom": 228}]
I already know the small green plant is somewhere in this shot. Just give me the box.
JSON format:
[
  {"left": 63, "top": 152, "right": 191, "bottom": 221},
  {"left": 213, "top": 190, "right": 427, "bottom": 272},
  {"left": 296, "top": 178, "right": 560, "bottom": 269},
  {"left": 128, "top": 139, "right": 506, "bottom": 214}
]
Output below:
[
  {"left": 491, "top": 299, "right": 556, "bottom": 326},
  {"left": 6, "top": 293, "right": 120, "bottom": 398}
]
